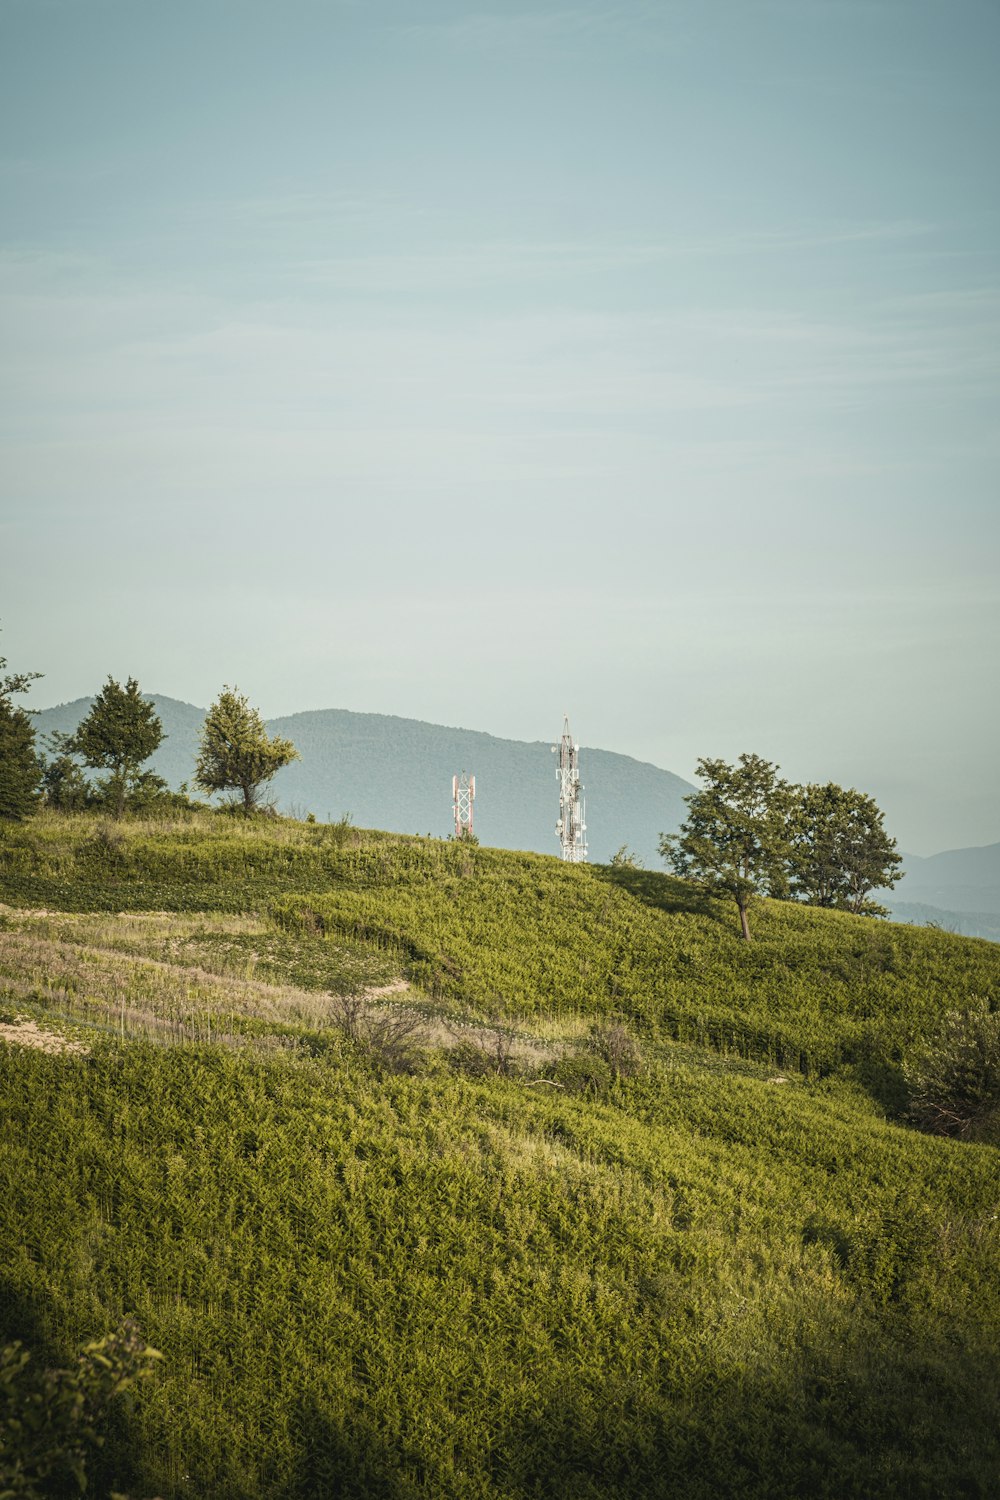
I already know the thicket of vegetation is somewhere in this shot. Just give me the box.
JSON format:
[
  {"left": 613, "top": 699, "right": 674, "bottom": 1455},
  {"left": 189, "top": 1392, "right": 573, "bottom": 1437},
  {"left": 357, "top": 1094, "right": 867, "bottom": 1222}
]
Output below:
[{"left": 0, "top": 808, "right": 998, "bottom": 1497}]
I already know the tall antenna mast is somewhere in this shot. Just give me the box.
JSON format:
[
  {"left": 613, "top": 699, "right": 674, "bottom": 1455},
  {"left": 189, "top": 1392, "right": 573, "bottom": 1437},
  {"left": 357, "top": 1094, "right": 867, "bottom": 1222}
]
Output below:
[
  {"left": 452, "top": 771, "right": 475, "bottom": 840},
  {"left": 552, "top": 715, "right": 587, "bottom": 862}
]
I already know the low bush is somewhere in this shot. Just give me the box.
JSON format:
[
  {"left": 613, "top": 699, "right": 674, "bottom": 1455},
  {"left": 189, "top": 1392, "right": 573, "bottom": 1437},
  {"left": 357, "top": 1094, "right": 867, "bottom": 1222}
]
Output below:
[
  {"left": 0, "top": 1321, "right": 160, "bottom": 1499},
  {"left": 906, "top": 1000, "right": 1000, "bottom": 1143},
  {"left": 552, "top": 1050, "right": 614, "bottom": 1096}
]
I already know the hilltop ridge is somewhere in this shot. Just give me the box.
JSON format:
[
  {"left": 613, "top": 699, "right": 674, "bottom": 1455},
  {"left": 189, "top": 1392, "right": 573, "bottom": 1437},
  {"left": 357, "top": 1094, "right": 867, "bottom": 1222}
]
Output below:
[
  {"left": 32, "top": 695, "right": 695, "bottom": 864},
  {"left": 31, "top": 695, "right": 1000, "bottom": 937}
]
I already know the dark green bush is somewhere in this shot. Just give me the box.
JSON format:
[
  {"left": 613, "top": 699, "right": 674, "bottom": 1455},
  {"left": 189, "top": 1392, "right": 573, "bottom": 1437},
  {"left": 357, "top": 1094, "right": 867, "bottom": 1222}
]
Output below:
[
  {"left": 906, "top": 1001, "right": 1000, "bottom": 1143},
  {"left": 0, "top": 1322, "right": 160, "bottom": 1499},
  {"left": 552, "top": 1050, "right": 614, "bottom": 1096}
]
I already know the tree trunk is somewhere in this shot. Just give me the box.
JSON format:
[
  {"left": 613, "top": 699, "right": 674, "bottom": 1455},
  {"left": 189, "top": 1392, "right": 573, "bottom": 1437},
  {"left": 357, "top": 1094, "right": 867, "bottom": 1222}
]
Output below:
[{"left": 738, "top": 900, "right": 751, "bottom": 941}]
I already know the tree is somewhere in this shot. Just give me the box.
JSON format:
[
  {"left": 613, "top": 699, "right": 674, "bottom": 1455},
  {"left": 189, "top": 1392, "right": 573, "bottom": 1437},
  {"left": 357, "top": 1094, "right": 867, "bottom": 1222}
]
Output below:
[
  {"left": 659, "top": 754, "right": 792, "bottom": 941},
  {"left": 194, "top": 687, "right": 299, "bottom": 814},
  {"left": 787, "top": 781, "right": 903, "bottom": 916},
  {"left": 69, "top": 676, "right": 164, "bottom": 818},
  {"left": 0, "top": 648, "right": 43, "bottom": 821}
]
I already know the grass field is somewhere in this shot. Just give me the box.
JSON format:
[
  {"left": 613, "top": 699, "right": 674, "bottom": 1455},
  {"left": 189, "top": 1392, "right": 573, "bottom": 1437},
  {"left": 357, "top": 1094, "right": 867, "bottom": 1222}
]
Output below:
[{"left": 1, "top": 810, "right": 997, "bottom": 1498}]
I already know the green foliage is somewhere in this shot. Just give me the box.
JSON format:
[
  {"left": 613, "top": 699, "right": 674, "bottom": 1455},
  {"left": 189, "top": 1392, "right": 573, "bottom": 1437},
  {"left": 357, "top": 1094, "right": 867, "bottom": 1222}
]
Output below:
[
  {"left": 550, "top": 1048, "right": 614, "bottom": 1095},
  {"left": 272, "top": 844, "right": 1000, "bottom": 1084},
  {"left": 788, "top": 781, "right": 903, "bottom": 915},
  {"left": 195, "top": 687, "right": 299, "bottom": 815},
  {"left": 660, "top": 754, "right": 792, "bottom": 939},
  {"left": 39, "top": 735, "right": 91, "bottom": 813},
  {"left": 0, "top": 651, "right": 42, "bottom": 707},
  {"left": 1, "top": 814, "right": 996, "bottom": 1086},
  {"left": 69, "top": 678, "right": 164, "bottom": 819},
  {"left": 0, "top": 702, "right": 42, "bottom": 823},
  {"left": 906, "top": 1000, "right": 1000, "bottom": 1143},
  {"left": 0, "top": 1321, "right": 161, "bottom": 1499},
  {"left": 0, "top": 1036, "right": 997, "bottom": 1498},
  {"left": 0, "top": 647, "right": 42, "bottom": 822}
]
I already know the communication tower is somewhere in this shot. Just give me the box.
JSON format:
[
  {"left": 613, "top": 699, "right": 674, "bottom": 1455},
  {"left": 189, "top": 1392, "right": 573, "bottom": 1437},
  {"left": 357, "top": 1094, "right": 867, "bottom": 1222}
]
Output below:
[
  {"left": 552, "top": 715, "right": 587, "bottom": 862},
  {"left": 452, "top": 772, "right": 475, "bottom": 839}
]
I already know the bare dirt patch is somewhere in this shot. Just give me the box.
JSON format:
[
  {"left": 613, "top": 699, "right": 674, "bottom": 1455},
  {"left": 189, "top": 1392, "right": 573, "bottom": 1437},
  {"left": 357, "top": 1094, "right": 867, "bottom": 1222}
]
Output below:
[{"left": 0, "top": 1018, "right": 89, "bottom": 1056}]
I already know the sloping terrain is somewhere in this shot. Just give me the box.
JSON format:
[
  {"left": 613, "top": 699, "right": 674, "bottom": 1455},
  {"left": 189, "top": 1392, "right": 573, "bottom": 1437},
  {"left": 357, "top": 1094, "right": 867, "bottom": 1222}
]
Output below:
[{"left": 0, "top": 810, "right": 998, "bottom": 1499}]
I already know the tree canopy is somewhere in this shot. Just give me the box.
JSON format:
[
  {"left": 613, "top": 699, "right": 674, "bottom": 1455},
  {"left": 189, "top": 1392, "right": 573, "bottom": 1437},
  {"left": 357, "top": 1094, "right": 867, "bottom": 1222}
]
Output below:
[
  {"left": 69, "top": 677, "right": 164, "bottom": 818},
  {"left": 194, "top": 688, "right": 299, "bottom": 815},
  {"left": 0, "top": 647, "right": 43, "bottom": 821},
  {"left": 787, "top": 781, "right": 903, "bottom": 916},
  {"left": 662, "top": 755, "right": 904, "bottom": 938},
  {"left": 660, "top": 754, "right": 792, "bottom": 940}
]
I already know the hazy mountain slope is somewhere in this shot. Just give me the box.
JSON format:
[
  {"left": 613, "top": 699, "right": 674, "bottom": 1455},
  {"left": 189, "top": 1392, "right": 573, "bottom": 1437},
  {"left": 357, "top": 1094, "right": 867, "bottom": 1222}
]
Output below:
[
  {"left": 33, "top": 697, "right": 694, "bottom": 865},
  {"left": 884, "top": 901, "right": 1000, "bottom": 942},
  {"left": 881, "top": 842, "right": 1000, "bottom": 939},
  {"left": 267, "top": 708, "right": 694, "bottom": 863},
  {"left": 891, "top": 843, "right": 1000, "bottom": 915}
]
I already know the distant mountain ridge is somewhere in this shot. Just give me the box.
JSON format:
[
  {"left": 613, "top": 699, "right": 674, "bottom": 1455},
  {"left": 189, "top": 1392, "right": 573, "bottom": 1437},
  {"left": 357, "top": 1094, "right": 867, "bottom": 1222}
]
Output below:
[{"left": 31, "top": 695, "right": 1000, "bottom": 939}]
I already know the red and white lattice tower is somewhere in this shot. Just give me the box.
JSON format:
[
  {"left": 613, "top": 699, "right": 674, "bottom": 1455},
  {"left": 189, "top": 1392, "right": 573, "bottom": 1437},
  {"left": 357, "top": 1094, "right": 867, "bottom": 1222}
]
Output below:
[
  {"left": 452, "top": 772, "right": 475, "bottom": 839},
  {"left": 552, "top": 715, "right": 587, "bottom": 862}
]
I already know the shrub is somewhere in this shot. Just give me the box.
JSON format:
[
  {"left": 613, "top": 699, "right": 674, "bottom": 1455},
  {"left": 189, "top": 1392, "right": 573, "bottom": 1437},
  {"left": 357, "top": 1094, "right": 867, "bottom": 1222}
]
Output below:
[
  {"left": 0, "top": 1321, "right": 160, "bottom": 1499},
  {"left": 552, "top": 1050, "right": 614, "bottom": 1097},
  {"left": 906, "top": 1001, "right": 1000, "bottom": 1143},
  {"left": 589, "top": 1023, "right": 643, "bottom": 1078},
  {"left": 446, "top": 1020, "right": 522, "bottom": 1078},
  {"left": 39, "top": 747, "right": 90, "bottom": 812},
  {"left": 326, "top": 992, "right": 425, "bottom": 1074}
]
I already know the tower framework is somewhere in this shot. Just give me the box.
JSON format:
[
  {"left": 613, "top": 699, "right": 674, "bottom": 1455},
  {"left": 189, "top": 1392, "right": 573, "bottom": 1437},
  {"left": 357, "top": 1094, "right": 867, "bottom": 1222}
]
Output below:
[
  {"left": 452, "top": 772, "right": 475, "bottom": 839},
  {"left": 553, "top": 715, "right": 587, "bottom": 862}
]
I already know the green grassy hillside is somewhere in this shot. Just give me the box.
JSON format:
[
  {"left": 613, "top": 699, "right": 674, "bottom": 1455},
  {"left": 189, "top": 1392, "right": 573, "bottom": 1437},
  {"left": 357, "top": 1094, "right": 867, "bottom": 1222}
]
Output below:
[{"left": 1, "top": 810, "right": 998, "bottom": 1499}]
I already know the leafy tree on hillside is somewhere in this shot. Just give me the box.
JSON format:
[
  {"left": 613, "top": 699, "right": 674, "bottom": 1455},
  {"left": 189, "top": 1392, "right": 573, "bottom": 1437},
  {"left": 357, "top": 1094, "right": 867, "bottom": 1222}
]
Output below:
[
  {"left": 660, "top": 754, "right": 793, "bottom": 941},
  {"left": 195, "top": 687, "right": 299, "bottom": 815},
  {"left": 0, "top": 647, "right": 43, "bottom": 821},
  {"left": 787, "top": 781, "right": 903, "bottom": 916},
  {"left": 69, "top": 677, "right": 164, "bottom": 818}
]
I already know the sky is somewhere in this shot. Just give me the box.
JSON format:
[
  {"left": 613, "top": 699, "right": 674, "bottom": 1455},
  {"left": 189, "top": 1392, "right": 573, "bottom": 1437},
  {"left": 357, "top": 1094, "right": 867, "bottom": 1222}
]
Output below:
[{"left": 1, "top": 0, "right": 997, "bottom": 855}]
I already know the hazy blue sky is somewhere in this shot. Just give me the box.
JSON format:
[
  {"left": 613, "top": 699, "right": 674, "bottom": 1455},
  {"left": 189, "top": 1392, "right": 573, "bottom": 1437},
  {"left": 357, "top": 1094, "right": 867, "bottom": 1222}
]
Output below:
[{"left": 2, "top": 0, "right": 997, "bottom": 853}]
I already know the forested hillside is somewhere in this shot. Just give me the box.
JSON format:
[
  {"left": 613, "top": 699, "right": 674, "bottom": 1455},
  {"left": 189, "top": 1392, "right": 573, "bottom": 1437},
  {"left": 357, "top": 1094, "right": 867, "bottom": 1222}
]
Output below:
[{"left": 0, "top": 809, "right": 997, "bottom": 1498}]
